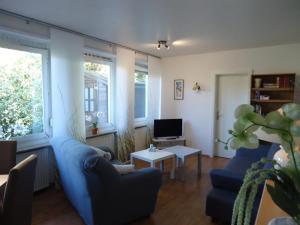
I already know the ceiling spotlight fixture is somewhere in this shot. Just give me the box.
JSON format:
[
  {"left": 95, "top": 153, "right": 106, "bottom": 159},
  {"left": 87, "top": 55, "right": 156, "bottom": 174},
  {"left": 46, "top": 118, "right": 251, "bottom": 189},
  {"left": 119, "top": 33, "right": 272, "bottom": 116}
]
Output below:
[{"left": 157, "top": 40, "right": 169, "bottom": 50}]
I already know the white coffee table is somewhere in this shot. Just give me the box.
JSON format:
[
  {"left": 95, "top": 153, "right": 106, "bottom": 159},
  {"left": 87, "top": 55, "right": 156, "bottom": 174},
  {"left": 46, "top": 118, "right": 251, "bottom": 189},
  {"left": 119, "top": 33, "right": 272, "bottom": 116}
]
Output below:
[
  {"left": 163, "top": 145, "right": 202, "bottom": 181},
  {"left": 130, "top": 149, "right": 176, "bottom": 179},
  {"left": 0, "top": 174, "right": 8, "bottom": 187}
]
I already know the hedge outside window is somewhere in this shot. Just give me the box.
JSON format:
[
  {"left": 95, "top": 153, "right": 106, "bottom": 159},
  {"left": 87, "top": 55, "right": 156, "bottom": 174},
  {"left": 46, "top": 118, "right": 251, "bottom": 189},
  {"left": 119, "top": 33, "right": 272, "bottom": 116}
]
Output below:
[{"left": 0, "top": 45, "right": 48, "bottom": 140}]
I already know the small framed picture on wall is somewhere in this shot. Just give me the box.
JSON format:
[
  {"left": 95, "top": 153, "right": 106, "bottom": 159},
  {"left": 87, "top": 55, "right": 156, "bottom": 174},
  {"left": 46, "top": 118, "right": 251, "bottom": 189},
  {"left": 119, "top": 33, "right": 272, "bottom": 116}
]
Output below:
[{"left": 174, "top": 79, "right": 184, "bottom": 100}]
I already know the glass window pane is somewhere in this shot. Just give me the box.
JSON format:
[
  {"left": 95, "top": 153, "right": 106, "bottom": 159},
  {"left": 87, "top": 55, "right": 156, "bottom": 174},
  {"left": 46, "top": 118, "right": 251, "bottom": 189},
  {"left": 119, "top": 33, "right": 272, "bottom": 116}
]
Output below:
[
  {"left": 84, "top": 88, "right": 89, "bottom": 99},
  {"left": 90, "top": 101, "right": 94, "bottom": 112},
  {"left": 84, "top": 61, "right": 110, "bottom": 129},
  {"left": 0, "top": 47, "right": 44, "bottom": 139},
  {"left": 90, "top": 88, "right": 94, "bottom": 99},
  {"left": 85, "top": 100, "right": 89, "bottom": 112},
  {"left": 134, "top": 71, "right": 147, "bottom": 119}
]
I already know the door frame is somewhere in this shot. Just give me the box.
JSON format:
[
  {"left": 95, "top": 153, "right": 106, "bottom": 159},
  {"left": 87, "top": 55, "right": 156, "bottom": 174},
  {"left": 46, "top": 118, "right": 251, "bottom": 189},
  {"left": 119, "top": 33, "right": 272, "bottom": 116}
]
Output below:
[{"left": 210, "top": 71, "right": 252, "bottom": 157}]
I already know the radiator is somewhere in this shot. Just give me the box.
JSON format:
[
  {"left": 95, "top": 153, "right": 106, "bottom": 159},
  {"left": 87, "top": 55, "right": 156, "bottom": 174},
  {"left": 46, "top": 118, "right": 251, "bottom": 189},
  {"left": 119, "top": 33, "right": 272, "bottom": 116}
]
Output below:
[
  {"left": 16, "top": 147, "right": 51, "bottom": 191},
  {"left": 86, "top": 133, "right": 115, "bottom": 153}
]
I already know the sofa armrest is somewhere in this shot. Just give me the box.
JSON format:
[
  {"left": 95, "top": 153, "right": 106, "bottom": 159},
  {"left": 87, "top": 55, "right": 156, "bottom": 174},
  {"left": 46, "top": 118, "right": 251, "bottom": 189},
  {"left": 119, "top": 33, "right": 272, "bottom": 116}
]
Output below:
[{"left": 210, "top": 169, "right": 244, "bottom": 192}]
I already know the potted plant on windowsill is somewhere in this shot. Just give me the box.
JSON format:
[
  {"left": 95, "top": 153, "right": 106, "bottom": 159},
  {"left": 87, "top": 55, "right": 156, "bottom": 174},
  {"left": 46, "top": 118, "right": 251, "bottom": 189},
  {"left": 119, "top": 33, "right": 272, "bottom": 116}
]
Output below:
[
  {"left": 218, "top": 103, "right": 300, "bottom": 225},
  {"left": 91, "top": 122, "right": 98, "bottom": 135}
]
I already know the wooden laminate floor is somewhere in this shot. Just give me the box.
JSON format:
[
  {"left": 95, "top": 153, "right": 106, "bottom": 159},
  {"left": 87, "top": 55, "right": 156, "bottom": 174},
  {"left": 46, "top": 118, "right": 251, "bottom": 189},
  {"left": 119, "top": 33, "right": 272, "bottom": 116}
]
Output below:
[{"left": 32, "top": 155, "right": 228, "bottom": 225}]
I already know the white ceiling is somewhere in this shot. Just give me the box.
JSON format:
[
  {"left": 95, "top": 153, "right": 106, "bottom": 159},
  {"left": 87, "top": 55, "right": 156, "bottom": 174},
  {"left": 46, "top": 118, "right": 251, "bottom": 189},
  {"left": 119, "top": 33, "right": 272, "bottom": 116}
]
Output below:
[{"left": 1, "top": 0, "right": 300, "bottom": 58}]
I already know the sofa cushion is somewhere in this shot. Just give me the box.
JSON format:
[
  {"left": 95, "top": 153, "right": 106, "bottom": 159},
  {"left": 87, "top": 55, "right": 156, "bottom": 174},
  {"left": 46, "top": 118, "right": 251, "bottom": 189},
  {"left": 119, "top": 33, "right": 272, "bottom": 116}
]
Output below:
[
  {"left": 89, "top": 146, "right": 112, "bottom": 160},
  {"left": 97, "top": 145, "right": 116, "bottom": 160},
  {"left": 225, "top": 157, "right": 255, "bottom": 175},
  {"left": 113, "top": 164, "right": 135, "bottom": 174},
  {"left": 111, "top": 160, "right": 124, "bottom": 165},
  {"left": 84, "top": 154, "right": 121, "bottom": 185}
]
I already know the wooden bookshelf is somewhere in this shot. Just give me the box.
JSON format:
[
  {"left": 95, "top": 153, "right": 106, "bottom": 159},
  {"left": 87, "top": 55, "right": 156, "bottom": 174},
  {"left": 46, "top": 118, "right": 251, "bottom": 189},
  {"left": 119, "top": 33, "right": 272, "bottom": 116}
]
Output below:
[
  {"left": 251, "top": 74, "right": 296, "bottom": 115},
  {"left": 251, "top": 88, "right": 293, "bottom": 92},
  {"left": 251, "top": 99, "right": 294, "bottom": 103}
]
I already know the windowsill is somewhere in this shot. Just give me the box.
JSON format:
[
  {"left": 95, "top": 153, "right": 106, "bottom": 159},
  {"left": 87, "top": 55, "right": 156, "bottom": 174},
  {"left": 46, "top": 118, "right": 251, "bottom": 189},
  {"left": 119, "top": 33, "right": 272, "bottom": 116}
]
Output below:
[
  {"left": 17, "top": 143, "right": 51, "bottom": 154},
  {"left": 16, "top": 135, "right": 50, "bottom": 153},
  {"left": 135, "top": 125, "right": 147, "bottom": 129},
  {"left": 86, "top": 128, "right": 117, "bottom": 139},
  {"left": 134, "top": 118, "right": 148, "bottom": 128}
]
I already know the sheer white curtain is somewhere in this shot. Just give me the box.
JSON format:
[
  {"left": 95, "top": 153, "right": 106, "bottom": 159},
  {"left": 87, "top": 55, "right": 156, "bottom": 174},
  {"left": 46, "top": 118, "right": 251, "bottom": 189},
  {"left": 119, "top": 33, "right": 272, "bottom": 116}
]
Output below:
[
  {"left": 146, "top": 56, "right": 162, "bottom": 145},
  {"left": 50, "top": 28, "right": 85, "bottom": 141},
  {"left": 115, "top": 47, "right": 135, "bottom": 161}
]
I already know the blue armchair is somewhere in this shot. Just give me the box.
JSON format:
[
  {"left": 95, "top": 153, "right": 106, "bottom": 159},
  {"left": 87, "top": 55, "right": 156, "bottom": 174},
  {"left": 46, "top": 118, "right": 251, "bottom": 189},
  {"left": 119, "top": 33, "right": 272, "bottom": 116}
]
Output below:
[
  {"left": 205, "top": 143, "right": 280, "bottom": 223},
  {"left": 50, "top": 137, "right": 162, "bottom": 225}
]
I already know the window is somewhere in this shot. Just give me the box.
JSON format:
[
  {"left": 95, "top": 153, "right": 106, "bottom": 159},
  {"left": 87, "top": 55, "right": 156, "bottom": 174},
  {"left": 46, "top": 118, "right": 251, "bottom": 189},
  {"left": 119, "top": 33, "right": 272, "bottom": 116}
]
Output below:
[
  {"left": 134, "top": 67, "right": 148, "bottom": 121},
  {"left": 0, "top": 45, "right": 50, "bottom": 145},
  {"left": 84, "top": 58, "right": 113, "bottom": 131}
]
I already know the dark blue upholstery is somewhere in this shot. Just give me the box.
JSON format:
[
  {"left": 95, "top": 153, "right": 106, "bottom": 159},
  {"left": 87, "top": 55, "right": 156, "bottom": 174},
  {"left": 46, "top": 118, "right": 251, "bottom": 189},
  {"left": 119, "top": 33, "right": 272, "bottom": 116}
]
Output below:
[
  {"left": 50, "top": 137, "right": 162, "bottom": 225},
  {"left": 206, "top": 143, "right": 280, "bottom": 223},
  {"left": 264, "top": 144, "right": 281, "bottom": 169}
]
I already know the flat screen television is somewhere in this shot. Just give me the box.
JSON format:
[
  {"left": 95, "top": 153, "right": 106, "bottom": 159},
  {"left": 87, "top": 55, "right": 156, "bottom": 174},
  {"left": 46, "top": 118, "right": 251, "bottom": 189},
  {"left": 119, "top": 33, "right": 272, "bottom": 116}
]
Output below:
[{"left": 154, "top": 119, "right": 182, "bottom": 138}]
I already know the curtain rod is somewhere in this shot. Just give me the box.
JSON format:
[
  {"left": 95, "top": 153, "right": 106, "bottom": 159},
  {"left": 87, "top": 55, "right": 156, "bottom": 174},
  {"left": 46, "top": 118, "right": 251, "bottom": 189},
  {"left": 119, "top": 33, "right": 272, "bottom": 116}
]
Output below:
[{"left": 0, "top": 9, "right": 160, "bottom": 59}]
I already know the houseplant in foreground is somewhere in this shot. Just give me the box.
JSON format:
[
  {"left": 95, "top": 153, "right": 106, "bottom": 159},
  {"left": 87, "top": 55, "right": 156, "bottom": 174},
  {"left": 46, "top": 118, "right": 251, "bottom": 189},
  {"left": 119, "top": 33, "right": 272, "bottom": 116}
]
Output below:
[{"left": 219, "top": 103, "right": 300, "bottom": 225}]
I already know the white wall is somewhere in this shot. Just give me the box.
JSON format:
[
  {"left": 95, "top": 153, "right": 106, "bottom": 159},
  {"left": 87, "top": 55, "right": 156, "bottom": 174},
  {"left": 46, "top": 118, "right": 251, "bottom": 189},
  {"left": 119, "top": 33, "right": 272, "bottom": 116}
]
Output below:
[{"left": 161, "top": 43, "right": 300, "bottom": 156}]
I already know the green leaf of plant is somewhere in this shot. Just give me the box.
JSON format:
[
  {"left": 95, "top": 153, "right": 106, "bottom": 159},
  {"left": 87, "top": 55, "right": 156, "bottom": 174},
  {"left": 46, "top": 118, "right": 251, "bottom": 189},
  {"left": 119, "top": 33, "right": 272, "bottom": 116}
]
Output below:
[
  {"left": 278, "top": 130, "right": 293, "bottom": 145},
  {"left": 282, "top": 103, "right": 300, "bottom": 120},
  {"left": 290, "top": 122, "right": 300, "bottom": 137},
  {"left": 247, "top": 112, "right": 266, "bottom": 125},
  {"left": 230, "top": 138, "right": 242, "bottom": 149},
  {"left": 266, "top": 184, "right": 299, "bottom": 217},
  {"left": 261, "top": 126, "right": 278, "bottom": 135},
  {"left": 244, "top": 133, "right": 259, "bottom": 149},
  {"left": 247, "top": 125, "right": 260, "bottom": 133},
  {"left": 265, "top": 111, "right": 289, "bottom": 130},
  {"left": 234, "top": 104, "right": 254, "bottom": 119},
  {"left": 281, "top": 139, "right": 293, "bottom": 152},
  {"left": 281, "top": 165, "right": 300, "bottom": 193},
  {"left": 233, "top": 118, "right": 252, "bottom": 133}
]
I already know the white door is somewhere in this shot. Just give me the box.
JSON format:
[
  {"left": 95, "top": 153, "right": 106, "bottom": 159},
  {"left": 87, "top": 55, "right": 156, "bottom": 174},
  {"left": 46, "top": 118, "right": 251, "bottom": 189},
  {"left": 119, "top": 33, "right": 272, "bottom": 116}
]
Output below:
[{"left": 215, "top": 74, "right": 250, "bottom": 158}]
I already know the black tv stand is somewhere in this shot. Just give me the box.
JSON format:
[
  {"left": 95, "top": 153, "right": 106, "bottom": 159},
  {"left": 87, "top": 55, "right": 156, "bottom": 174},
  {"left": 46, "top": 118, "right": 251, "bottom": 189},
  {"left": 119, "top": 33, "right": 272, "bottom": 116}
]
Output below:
[{"left": 152, "top": 137, "right": 186, "bottom": 149}]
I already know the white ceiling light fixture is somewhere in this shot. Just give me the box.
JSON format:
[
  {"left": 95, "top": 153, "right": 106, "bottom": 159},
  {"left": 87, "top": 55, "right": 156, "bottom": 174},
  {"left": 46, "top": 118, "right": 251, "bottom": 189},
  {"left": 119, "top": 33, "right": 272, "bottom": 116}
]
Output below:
[
  {"left": 172, "top": 39, "right": 191, "bottom": 46},
  {"left": 157, "top": 40, "right": 169, "bottom": 50}
]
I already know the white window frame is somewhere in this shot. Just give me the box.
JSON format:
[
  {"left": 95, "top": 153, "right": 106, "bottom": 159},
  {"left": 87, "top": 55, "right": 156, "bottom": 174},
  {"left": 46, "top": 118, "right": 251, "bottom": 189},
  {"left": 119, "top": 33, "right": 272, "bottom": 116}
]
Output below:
[
  {"left": 134, "top": 65, "right": 148, "bottom": 127},
  {"left": 0, "top": 42, "right": 51, "bottom": 151},
  {"left": 84, "top": 55, "right": 115, "bottom": 134}
]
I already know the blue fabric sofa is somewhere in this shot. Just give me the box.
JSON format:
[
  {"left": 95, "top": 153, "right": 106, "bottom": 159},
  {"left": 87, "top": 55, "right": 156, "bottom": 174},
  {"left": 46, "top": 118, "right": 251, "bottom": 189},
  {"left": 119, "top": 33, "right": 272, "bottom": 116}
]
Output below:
[
  {"left": 50, "top": 137, "right": 162, "bottom": 225},
  {"left": 205, "top": 143, "right": 280, "bottom": 223}
]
